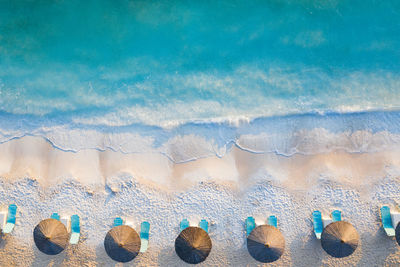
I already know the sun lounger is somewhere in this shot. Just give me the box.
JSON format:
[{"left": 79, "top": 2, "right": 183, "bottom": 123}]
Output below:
[
  {"left": 114, "top": 217, "right": 123, "bottom": 226},
  {"left": 313, "top": 209, "right": 345, "bottom": 239},
  {"left": 50, "top": 212, "right": 60, "bottom": 221},
  {"left": 140, "top": 221, "right": 150, "bottom": 253},
  {"left": 245, "top": 216, "right": 256, "bottom": 236},
  {"left": 380, "top": 206, "right": 395, "bottom": 236},
  {"left": 380, "top": 205, "right": 400, "bottom": 237},
  {"left": 331, "top": 210, "right": 342, "bottom": 222},
  {"left": 267, "top": 215, "right": 277, "bottom": 228},
  {"left": 180, "top": 219, "right": 189, "bottom": 231},
  {"left": 69, "top": 215, "right": 80, "bottom": 244},
  {"left": 312, "top": 210, "right": 323, "bottom": 239},
  {"left": 2, "top": 204, "right": 17, "bottom": 234},
  {"left": 199, "top": 219, "right": 208, "bottom": 233}
]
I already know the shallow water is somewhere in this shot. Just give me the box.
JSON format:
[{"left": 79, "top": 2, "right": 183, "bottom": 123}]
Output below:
[{"left": 1, "top": 0, "right": 400, "bottom": 127}]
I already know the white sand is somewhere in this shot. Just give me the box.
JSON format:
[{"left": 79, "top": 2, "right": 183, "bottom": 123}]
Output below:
[{"left": 0, "top": 136, "right": 399, "bottom": 266}]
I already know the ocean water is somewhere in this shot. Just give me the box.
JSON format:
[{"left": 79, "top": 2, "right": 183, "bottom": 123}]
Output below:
[{"left": 1, "top": 0, "right": 400, "bottom": 159}]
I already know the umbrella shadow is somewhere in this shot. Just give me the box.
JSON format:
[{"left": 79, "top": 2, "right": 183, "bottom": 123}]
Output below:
[
  {"left": 0, "top": 233, "right": 23, "bottom": 250},
  {"left": 241, "top": 229, "right": 286, "bottom": 266},
  {"left": 94, "top": 242, "right": 134, "bottom": 267},
  {"left": 157, "top": 245, "right": 219, "bottom": 267},
  {"left": 157, "top": 240, "right": 259, "bottom": 266},
  {"left": 0, "top": 233, "right": 6, "bottom": 249}
]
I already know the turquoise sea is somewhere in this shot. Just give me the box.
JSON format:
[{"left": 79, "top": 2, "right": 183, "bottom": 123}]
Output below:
[{"left": 1, "top": 0, "right": 400, "bottom": 157}]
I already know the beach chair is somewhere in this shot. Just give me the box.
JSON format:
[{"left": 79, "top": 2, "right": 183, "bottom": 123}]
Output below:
[
  {"left": 381, "top": 206, "right": 395, "bottom": 236},
  {"left": 2, "top": 204, "right": 17, "bottom": 234},
  {"left": 69, "top": 215, "right": 80, "bottom": 244},
  {"left": 114, "top": 217, "right": 123, "bottom": 227},
  {"left": 140, "top": 221, "right": 150, "bottom": 253},
  {"left": 267, "top": 215, "right": 278, "bottom": 228},
  {"left": 51, "top": 213, "right": 60, "bottom": 221},
  {"left": 331, "top": 210, "right": 342, "bottom": 222},
  {"left": 199, "top": 219, "right": 208, "bottom": 233},
  {"left": 180, "top": 219, "right": 189, "bottom": 231},
  {"left": 245, "top": 216, "right": 256, "bottom": 236},
  {"left": 313, "top": 210, "right": 323, "bottom": 239}
]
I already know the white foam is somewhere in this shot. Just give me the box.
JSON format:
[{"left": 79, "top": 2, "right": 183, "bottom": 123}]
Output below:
[
  {"left": 0, "top": 131, "right": 400, "bottom": 190},
  {"left": 3, "top": 125, "right": 400, "bottom": 164},
  {"left": 9, "top": 66, "right": 394, "bottom": 128},
  {"left": 160, "top": 134, "right": 226, "bottom": 163},
  {"left": 236, "top": 129, "right": 400, "bottom": 156},
  {"left": 44, "top": 127, "right": 156, "bottom": 153}
]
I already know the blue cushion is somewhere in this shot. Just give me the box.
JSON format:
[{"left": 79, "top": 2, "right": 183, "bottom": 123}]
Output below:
[
  {"left": 381, "top": 206, "right": 394, "bottom": 229},
  {"left": 140, "top": 221, "right": 150, "bottom": 240},
  {"left": 114, "top": 217, "right": 123, "bottom": 226},
  {"left": 312, "top": 211, "right": 323, "bottom": 233},
  {"left": 267, "top": 215, "right": 277, "bottom": 228},
  {"left": 6, "top": 204, "right": 17, "bottom": 224},
  {"left": 199, "top": 219, "right": 208, "bottom": 233},
  {"left": 71, "top": 215, "right": 80, "bottom": 233},
  {"left": 245, "top": 216, "right": 256, "bottom": 236},
  {"left": 331, "top": 210, "right": 342, "bottom": 222},
  {"left": 180, "top": 219, "right": 189, "bottom": 231}
]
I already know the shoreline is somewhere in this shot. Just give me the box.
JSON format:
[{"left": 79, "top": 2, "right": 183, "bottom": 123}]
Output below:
[
  {"left": 0, "top": 111, "right": 399, "bottom": 265},
  {"left": 0, "top": 110, "right": 400, "bottom": 162},
  {"left": 0, "top": 135, "right": 399, "bottom": 191}
]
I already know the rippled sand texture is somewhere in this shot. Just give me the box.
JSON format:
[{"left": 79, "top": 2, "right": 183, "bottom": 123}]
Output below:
[{"left": 0, "top": 174, "right": 399, "bottom": 266}]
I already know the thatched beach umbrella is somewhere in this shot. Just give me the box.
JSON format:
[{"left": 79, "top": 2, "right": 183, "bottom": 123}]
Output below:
[
  {"left": 395, "top": 222, "right": 400, "bottom": 246},
  {"left": 175, "top": 226, "right": 212, "bottom": 264},
  {"left": 321, "top": 221, "right": 359, "bottom": 258},
  {"left": 33, "top": 218, "right": 69, "bottom": 255},
  {"left": 247, "top": 225, "right": 285, "bottom": 263},
  {"left": 104, "top": 225, "right": 141, "bottom": 263}
]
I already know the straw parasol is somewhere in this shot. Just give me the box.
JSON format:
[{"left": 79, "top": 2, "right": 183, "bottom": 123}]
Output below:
[
  {"left": 247, "top": 225, "right": 285, "bottom": 263},
  {"left": 104, "top": 225, "right": 141, "bottom": 263},
  {"left": 33, "top": 218, "right": 69, "bottom": 255},
  {"left": 321, "top": 221, "right": 359, "bottom": 258},
  {"left": 396, "top": 222, "right": 400, "bottom": 246},
  {"left": 175, "top": 226, "right": 212, "bottom": 264}
]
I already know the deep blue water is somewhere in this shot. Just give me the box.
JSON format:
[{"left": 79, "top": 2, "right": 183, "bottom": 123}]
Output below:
[{"left": 0, "top": 0, "right": 399, "bottom": 127}]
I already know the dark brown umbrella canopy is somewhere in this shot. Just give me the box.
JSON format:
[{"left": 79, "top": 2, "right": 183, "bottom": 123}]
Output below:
[
  {"left": 321, "top": 221, "right": 359, "bottom": 258},
  {"left": 247, "top": 225, "right": 285, "bottom": 263},
  {"left": 396, "top": 222, "right": 400, "bottom": 246},
  {"left": 175, "top": 226, "right": 212, "bottom": 264},
  {"left": 33, "top": 218, "right": 69, "bottom": 255},
  {"left": 104, "top": 225, "right": 141, "bottom": 263}
]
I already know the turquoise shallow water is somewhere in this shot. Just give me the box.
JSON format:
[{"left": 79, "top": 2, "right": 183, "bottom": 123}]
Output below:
[
  {"left": 1, "top": 0, "right": 400, "bottom": 159},
  {"left": 0, "top": 0, "right": 399, "bottom": 126}
]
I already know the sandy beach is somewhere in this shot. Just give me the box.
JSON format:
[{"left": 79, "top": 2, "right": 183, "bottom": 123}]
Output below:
[{"left": 0, "top": 134, "right": 399, "bottom": 265}]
